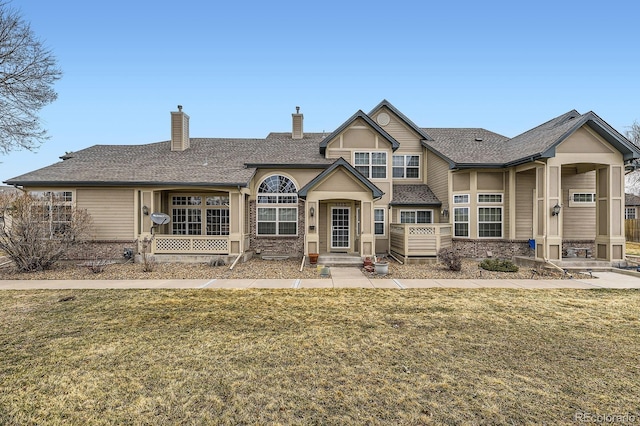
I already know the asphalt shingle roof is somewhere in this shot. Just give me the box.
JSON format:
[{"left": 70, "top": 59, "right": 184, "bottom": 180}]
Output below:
[
  {"left": 6, "top": 134, "right": 331, "bottom": 186},
  {"left": 626, "top": 193, "right": 640, "bottom": 206},
  {"left": 6, "top": 106, "right": 638, "bottom": 186},
  {"left": 391, "top": 184, "right": 441, "bottom": 206},
  {"left": 421, "top": 128, "right": 509, "bottom": 165}
]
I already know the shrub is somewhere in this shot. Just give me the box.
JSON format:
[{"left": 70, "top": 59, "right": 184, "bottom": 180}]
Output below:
[
  {"left": 438, "top": 247, "right": 462, "bottom": 271},
  {"left": 0, "top": 192, "right": 92, "bottom": 272},
  {"left": 480, "top": 258, "right": 519, "bottom": 273}
]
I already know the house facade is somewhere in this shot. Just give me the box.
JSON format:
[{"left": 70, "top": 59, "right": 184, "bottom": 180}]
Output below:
[{"left": 5, "top": 100, "right": 639, "bottom": 263}]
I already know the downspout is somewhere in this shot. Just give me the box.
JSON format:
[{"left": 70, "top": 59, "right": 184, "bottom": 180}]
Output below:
[
  {"left": 229, "top": 252, "right": 243, "bottom": 270},
  {"left": 543, "top": 257, "right": 572, "bottom": 278}
]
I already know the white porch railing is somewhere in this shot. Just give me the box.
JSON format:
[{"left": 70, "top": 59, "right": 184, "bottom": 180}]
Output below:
[
  {"left": 389, "top": 223, "right": 452, "bottom": 258},
  {"left": 153, "top": 235, "right": 229, "bottom": 254}
]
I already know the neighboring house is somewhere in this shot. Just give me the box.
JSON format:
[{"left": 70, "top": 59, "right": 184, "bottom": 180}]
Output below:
[
  {"left": 4, "top": 100, "right": 640, "bottom": 263},
  {"left": 625, "top": 193, "right": 640, "bottom": 219}
]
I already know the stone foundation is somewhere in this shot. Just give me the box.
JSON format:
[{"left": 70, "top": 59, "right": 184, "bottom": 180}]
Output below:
[
  {"left": 452, "top": 239, "right": 532, "bottom": 259},
  {"left": 248, "top": 200, "right": 305, "bottom": 257},
  {"left": 561, "top": 240, "right": 595, "bottom": 258}
]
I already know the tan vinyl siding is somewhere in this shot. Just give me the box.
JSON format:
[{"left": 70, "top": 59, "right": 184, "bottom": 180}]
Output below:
[
  {"left": 427, "top": 152, "right": 450, "bottom": 222},
  {"left": 76, "top": 188, "right": 135, "bottom": 240},
  {"left": 326, "top": 149, "right": 351, "bottom": 160},
  {"left": 375, "top": 112, "right": 422, "bottom": 152},
  {"left": 515, "top": 170, "right": 535, "bottom": 239},
  {"left": 563, "top": 169, "right": 596, "bottom": 239}
]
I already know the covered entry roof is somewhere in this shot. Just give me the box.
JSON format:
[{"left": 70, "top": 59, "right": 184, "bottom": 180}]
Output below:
[{"left": 298, "top": 158, "right": 384, "bottom": 199}]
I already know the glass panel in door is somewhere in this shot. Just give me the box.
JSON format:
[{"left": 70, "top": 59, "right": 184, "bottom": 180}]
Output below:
[{"left": 331, "top": 207, "right": 350, "bottom": 249}]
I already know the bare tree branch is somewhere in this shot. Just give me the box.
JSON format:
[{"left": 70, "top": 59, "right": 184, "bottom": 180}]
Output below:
[
  {"left": 0, "top": 2, "right": 62, "bottom": 154},
  {"left": 625, "top": 120, "right": 640, "bottom": 194}
]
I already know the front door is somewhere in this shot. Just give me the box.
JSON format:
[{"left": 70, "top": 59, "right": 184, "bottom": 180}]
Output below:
[{"left": 331, "top": 207, "right": 350, "bottom": 250}]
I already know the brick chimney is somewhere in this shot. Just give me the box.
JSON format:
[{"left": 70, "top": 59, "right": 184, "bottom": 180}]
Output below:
[
  {"left": 292, "top": 106, "right": 303, "bottom": 139},
  {"left": 171, "top": 105, "right": 190, "bottom": 151}
]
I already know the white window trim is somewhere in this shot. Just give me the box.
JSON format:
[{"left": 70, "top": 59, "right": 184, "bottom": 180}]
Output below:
[
  {"left": 568, "top": 190, "right": 596, "bottom": 207},
  {"left": 374, "top": 208, "right": 386, "bottom": 236},
  {"left": 29, "top": 190, "right": 76, "bottom": 238},
  {"left": 354, "top": 151, "right": 388, "bottom": 180},
  {"left": 477, "top": 206, "right": 503, "bottom": 238},
  {"left": 625, "top": 207, "right": 636, "bottom": 219},
  {"left": 453, "top": 194, "right": 470, "bottom": 204},
  {"left": 399, "top": 209, "right": 434, "bottom": 224},
  {"left": 453, "top": 206, "right": 470, "bottom": 238},
  {"left": 330, "top": 206, "right": 351, "bottom": 249},
  {"left": 392, "top": 154, "right": 421, "bottom": 180},
  {"left": 170, "top": 193, "right": 230, "bottom": 236},
  {"left": 256, "top": 175, "right": 299, "bottom": 237},
  {"left": 477, "top": 193, "right": 503, "bottom": 204}
]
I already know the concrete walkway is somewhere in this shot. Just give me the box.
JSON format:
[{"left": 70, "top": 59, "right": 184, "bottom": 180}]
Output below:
[{"left": 0, "top": 268, "right": 639, "bottom": 290}]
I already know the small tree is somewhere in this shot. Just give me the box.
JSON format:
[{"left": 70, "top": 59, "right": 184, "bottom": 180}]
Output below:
[{"left": 0, "top": 192, "right": 92, "bottom": 272}]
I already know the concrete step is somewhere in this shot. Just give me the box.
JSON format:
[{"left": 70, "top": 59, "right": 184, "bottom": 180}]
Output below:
[{"left": 315, "top": 254, "right": 363, "bottom": 267}]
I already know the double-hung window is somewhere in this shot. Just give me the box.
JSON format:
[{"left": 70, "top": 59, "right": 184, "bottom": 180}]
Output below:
[
  {"left": 374, "top": 208, "right": 385, "bottom": 235},
  {"left": 392, "top": 155, "right": 420, "bottom": 179},
  {"left": 355, "top": 152, "right": 387, "bottom": 179},
  {"left": 453, "top": 194, "right": 469, "bottom": 237},
  {"left": 257, "top": 175, "right": 298, "bottom": 236},
  {"left": 400, "top": 209, "right": 433, "bottom": 224},
  {"left": 478, "top": 193, "right": 503, "bottom": 238}
]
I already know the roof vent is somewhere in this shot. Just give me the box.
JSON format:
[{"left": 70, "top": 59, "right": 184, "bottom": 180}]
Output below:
[{"left": 475, "top": 137, "right": 483, "bottom": 142}]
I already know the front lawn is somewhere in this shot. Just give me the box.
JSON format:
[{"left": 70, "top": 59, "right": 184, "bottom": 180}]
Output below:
[{"left": 1, "top": 289, "right": 638, "bottom": 424}]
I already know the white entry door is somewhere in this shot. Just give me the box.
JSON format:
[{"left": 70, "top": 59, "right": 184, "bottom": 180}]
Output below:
[{"left": 331, "top": 207, "right": 350, "bottom": 250}]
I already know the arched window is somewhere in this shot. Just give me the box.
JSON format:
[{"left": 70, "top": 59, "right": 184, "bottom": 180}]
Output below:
[{"left": 257, "top": 175, "right": 298, "bottom": 235}]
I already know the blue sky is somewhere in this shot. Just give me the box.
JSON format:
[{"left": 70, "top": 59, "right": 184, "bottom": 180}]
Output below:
[{"left": 2, "top": 0, "right": 639, "bottom": 181}]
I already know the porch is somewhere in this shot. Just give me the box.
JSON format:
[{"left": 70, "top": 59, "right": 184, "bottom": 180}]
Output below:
[{"left": 389, "top": 223, "right": 452, "bottom": 262}]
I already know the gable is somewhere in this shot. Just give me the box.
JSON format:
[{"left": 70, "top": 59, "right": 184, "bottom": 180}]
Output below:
[
  {"left": 556, "top": 126, "right": 615, "bottom": 154},
  {"left": 370, "top": 107, "right": 425, "bottom": 152},
  {"left": 298, "top": 157, "right": 384, "bottom": 199},
  {"left": 319, "top": 110, "right": 399, "bottom": 156},
  {"left": 314, "top": 168, "right": 372, "bottom": 193}
]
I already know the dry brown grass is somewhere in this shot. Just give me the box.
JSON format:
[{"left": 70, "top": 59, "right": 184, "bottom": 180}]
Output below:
[
  {"left": 1, "top": 289, "right": 639, "bottom": 424},
  {"left": 626, "top": 241, "right": 640, "bottom": 256}
]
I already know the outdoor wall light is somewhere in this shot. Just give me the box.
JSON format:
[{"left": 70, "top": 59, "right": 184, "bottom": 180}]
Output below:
[
  {"left": 551, "top": 203, "right": 561, "bottom": 216},
  {"left": 441, "top": 208, "right": 449, "bottom": 217},
  {"left": 310, "top": 206, "right": 315, "bottom": 217},
  {"left": 142, "top": 205, "right": 149, "bottom": 216}
]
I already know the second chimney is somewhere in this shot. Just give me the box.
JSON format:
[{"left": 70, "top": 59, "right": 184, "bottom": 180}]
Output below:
[
  {"left": 171, "top": 105, "right": 190, "bottom": 151},
  {"left": 292, "top": 106, "right": 303, "bottom": 139}
]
